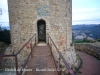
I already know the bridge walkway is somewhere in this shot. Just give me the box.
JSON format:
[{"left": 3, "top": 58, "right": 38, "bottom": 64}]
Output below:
[{"left": 25, "top": 45, "right": 58, "bottom": 75}]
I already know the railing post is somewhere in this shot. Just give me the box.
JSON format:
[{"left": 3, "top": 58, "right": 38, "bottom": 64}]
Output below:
[
  {"left": 47, "top": 33, "right": 75, "bottom": 75},
  {"left": 48, "top": 37, "right": 49, "bottom": 45},
  {"left": 15, "top": 56, "right": 18, "bottom": 75},
  {"left": 60, "top": 64, "right": 62, "bottom": 75},
  {"left": 50, "top": 41, "right": 52, "bottom": 50},
  {"left": 34, "top": 34, "right": 36, "bottom": 45},
  {"left": 59, "top": 57, "right": 62, "bottom": 75}
]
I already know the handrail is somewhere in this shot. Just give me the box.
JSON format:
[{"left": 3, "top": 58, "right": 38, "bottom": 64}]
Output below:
[
  {"left": 0, "top": 54, "right": 15, "bottom": 57},
  {"left": 0, "top": 33, "right": 36, "bottom": 75},
  {"left": 47, "top": 33, "right": 75, "bottom": 75},
  {"left": 19, "top": 51, "right": 32, "bottom": 75},
  {"left": 0, "top": 34, "right": 36, "bottom": 57},
  {"left": 16, "top": 34, "right": 36, "bottom": 55}
]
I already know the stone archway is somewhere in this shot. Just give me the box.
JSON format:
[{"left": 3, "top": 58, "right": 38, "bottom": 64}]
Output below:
[{"left": 37, "top": 19, "right": 46, "bottom": 43}]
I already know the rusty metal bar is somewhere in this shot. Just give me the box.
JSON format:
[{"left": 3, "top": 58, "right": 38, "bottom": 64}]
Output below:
[
  {"left": 15, "top": 56, "right": 18, "bottom": 75},
  {"left": 0, "top": 34, "right": 36, "bottom": 57},
  {"left": 48, "top": 37, "right": 49, "bottom": 45},
  {"left": 19, "top": 52, "right": 31, "bottom": 75},
  {"left": 16, "top": 34, "right": 36, "bottom": 55},
  {"left": 47, "top": 33, "right": 75, "bottom": 75},
  {"left": 0, "top": 54, "right": 15, "bottom": 57},
  {"left": 0, "top": 33, "right": 36, "bottom": 75},
  {"left": 59, "top": 64, "right": 62, "bottom": 75},
  {"left": 35, "top": 34, "right": 36, "bottom": 45},
  {"left": 32, "top": 43, "right": 36, "bottom": 50},
  {"left": 48, "top": 39, "right": 59, "bottom": 74},
  {"left": 58, "top": 57, "right": 61, "bottom": 75}
]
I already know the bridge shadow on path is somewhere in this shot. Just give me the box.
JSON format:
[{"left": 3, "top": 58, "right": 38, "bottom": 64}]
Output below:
[
  {"left": 77, "top": 51, "right": 100, "bottom": 75},
  {"left": 25, "top": 45, "right": 58, "bottom": 75}
]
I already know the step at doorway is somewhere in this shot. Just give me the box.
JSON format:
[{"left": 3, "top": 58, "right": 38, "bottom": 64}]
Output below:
[{"left": 37, "top": 42, "right": 47, "bottom": 46}]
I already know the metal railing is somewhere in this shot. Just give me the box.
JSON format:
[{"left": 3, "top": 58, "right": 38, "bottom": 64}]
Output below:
[
  {"left": 47, "top": 33, "right": 75, "bottom": 75},
  {"left": 0, "top": 33, "right": 36, "bottom": 75}
]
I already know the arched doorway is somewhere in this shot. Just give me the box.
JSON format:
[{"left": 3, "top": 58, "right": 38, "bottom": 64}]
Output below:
[{"left": 37, "top": 19, "right": 46, "bottom": 43}]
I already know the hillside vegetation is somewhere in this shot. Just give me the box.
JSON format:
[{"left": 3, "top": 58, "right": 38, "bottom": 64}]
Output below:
[
  {"left": 72, "top": 24, "right": 100, "bottom": 43},
  {"left": 0, "top": 26, "right": 11, "bottom": 44}
]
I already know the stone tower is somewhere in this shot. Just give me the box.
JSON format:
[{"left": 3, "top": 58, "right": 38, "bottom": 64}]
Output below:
[{"left": 7, "top": 0, "right": 79, "bottom": 70}]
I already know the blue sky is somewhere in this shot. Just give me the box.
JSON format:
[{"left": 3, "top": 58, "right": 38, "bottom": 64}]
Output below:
[
  {"left": 0, "top": 0, "right": 9, "bottom": 23},
  {"left": 72, "top": 0, "right": 100, "bottom": 25},
  {"left": 0, "top": 0, "right": 100, "bottom": 26}
]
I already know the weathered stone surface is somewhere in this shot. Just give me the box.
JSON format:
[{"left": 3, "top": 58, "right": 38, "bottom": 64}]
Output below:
[
  {"left": 8, "top": 0, "right": 73, "bottom": 52},
  {"left": 75, "top": 44, "right": 100, "bottom": 60},
  {"left": 3, "top": 0, "right": 80, "bottom": 74}
]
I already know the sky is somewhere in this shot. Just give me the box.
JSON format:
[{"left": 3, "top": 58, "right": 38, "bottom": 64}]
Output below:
[
  {"left": 0, "top": 0, "right": 100, "bottom": 26},
  {"left": 0, "top": 0, "right": 9, "bottom": 23},
  {"left": 72, "top": 0, "right": 100, "bottom": 25}
]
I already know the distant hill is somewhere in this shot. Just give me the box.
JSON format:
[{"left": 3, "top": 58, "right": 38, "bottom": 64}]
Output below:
[
  {"left": 1, "top": 26, "right": 10, "bottom": 30},
  {"left": 72, "top": 24, "right": 100, "bottom": 29},
  {"left": 1, "top": 24, "right": 100, "bottom": 39},
  {"left": 72, "top": 24, "right": 100, "bottom": 39},
  {"left": 0, "top": 22, "right": 10, "bottom": 30}
]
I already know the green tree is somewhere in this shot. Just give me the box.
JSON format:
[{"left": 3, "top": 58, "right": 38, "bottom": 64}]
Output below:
[{"left": 0, "top": 28, "right": 11, "bottom": 44}]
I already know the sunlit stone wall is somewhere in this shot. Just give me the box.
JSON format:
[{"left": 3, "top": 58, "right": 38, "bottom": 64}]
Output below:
[{"left": 7, "top": 0, "right": 79, "bottom": 72}]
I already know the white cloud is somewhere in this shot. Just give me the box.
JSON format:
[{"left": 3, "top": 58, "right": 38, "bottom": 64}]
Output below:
[
  {"left": 73, "top": 8, "right": 98, "bottom": 13},
  {"left": 72, "top": 8, "right": 100, "bottom": 24},
  {"left": 0, "top": 0, "right": 9, "bottom": 22}
]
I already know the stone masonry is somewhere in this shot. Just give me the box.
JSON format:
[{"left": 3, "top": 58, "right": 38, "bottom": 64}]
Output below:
[
  {"left": 4, "top": 0, "right": 80, "bottom": 71},
  {"left": 75, "top": 44, "right": 100, "bottom": 60},
  {"left": 8, "top": 0, "right": 72, "bottom": 51}
]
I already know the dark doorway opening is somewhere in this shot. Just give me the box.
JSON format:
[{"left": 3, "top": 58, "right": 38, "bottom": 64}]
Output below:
[{"left": 37, "top": 19, "right": 46, "bottom": 43}]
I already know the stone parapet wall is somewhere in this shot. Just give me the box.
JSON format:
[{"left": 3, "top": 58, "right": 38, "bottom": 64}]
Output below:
[{"left": 74, "top": 44, "right": 100, "bottom": 60}]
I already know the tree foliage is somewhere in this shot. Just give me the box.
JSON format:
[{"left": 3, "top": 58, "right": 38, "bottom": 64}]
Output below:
[{"left": 0, "top": 26, "right": 11, "bottom": 44}]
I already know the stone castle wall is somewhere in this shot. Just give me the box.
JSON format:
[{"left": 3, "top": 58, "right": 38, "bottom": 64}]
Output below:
[
  {"left": 8, "top": 0, "right": 72, "bottom": 52},
  {"left": 6, "top": 0, "right": 79, "bottom": 72}
]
